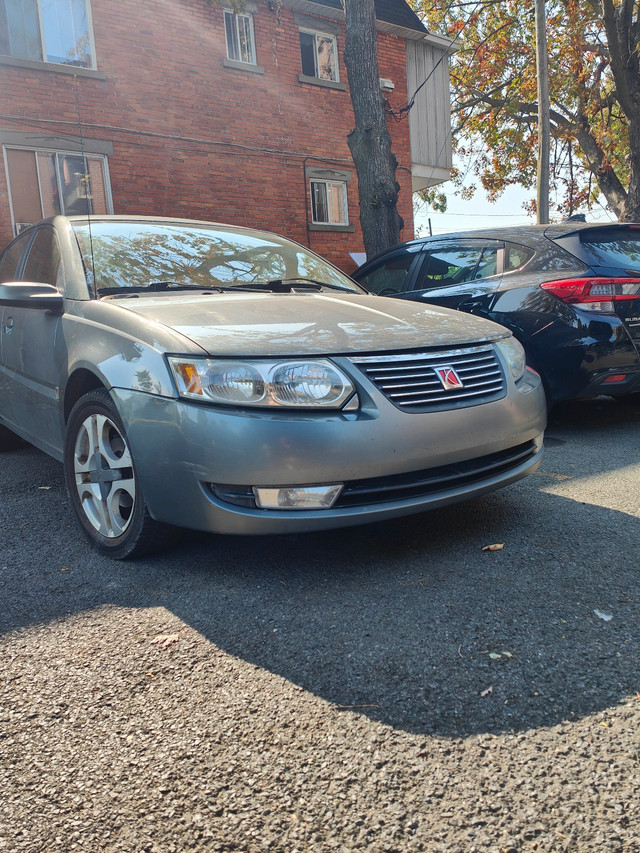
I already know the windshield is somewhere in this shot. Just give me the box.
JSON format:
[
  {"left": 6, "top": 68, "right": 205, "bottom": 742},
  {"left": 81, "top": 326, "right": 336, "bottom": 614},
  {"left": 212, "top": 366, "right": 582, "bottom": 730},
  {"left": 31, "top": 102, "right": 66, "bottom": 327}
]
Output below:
[
  {"left": 72, "top": 221, "right": 361, "bottom": 294},
  {"left": 578, "top": 228, "right": 640, "bottom": 271}
]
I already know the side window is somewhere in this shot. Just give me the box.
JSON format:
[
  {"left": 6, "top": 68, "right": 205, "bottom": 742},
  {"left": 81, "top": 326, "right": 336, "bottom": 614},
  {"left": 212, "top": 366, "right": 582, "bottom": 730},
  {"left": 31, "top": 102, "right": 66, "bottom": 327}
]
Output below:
[
  {"left": 413, "top": 243, "right": 501, "bottom": 290},
  {"left": 21, "top": 227, "right": 62, "bottom": 288},
  {"left": 357, "top": 248, "right": 420, "bottom": 295},
  {"left": 0, "top": 232, "right": 32, "bottom": 283},
  {"left": 504, "top": 244, "right": 534, "bottom": 272}
]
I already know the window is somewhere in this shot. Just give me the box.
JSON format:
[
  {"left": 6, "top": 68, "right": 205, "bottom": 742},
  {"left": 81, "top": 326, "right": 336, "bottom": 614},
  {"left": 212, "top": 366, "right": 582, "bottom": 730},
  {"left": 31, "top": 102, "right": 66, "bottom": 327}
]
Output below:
[
  {"left": 504, "top": 243, "right": 534, "bottom": 272},
  {"left": 310, "top": 180, "right": 348, "bottom": 226},
  {"left": 22, "top": 227, "right": 62, "bottom": 287},
  {"left": 0, "top": 231, "right": 31, "bottom": 282},
  {"left": 224, "top": 9, "right": 256, "bottom": 65},
  {"left": 357, "top": 247, "right": 422, "bottom": 295},
  {"left": 414, "top": 244, "right": 500, "bottom": 290},
  {"left": 5, "top": 147, "right": 112, "bottom": 233},
  {"left": 0, "top": 0, "right": 94, "bottom": 68},
  {"left": 300, "top": 30, "right": 338, "bottom": 81}
]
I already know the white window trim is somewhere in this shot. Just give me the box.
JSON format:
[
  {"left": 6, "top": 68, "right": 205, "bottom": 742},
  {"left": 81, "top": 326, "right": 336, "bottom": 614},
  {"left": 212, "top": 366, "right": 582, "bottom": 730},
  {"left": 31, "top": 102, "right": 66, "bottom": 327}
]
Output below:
[
  {"left": 299, "top": 28, "right": 339, "bottom": 83},
  {"left": 223, "top": 9, "right": 257, "bottom": 66},
  {"left": 3, "top": 144, "right": 113, "bottom": 235},
  {"left": 310, "top": 179, "right": 348, "bottom": 226}
]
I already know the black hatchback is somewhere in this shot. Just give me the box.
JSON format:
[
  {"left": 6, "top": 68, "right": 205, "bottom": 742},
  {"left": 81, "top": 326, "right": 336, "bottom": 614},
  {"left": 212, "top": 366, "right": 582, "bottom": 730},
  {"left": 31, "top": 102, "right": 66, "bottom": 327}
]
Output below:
[{"left": 353, "top": 223, "right": 640, "bottom": 404}]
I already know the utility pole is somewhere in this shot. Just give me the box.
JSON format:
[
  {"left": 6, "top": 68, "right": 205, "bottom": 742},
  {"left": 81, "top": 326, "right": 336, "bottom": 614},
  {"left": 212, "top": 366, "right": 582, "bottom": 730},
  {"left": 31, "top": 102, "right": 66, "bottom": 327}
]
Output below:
[{"left": 535, "top": 0, "right": 550, "bottom": 224}]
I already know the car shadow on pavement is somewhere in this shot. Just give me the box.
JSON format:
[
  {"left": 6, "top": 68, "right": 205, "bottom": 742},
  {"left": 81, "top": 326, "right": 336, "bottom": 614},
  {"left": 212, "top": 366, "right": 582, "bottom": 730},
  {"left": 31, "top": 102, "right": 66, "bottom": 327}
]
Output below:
[{"left": 1, "top": 397, "right": 639, "bottom": 738}]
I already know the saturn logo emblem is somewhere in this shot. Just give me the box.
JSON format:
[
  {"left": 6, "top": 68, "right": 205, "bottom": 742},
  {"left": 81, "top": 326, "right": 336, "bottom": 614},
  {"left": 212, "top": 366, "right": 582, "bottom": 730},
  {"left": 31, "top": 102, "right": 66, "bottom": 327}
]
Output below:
[{"left": 434, "top": 366, "right": 464, "bottom": 390}]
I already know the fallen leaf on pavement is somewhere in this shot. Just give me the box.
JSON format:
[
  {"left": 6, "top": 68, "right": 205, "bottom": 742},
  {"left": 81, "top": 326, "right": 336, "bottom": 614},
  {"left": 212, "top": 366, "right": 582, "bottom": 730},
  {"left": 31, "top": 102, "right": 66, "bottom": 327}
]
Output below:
[
  {"left": 482, "top": 543, "right": 504, "bottom": 551},
  {"left": 480, "top": 686, "right": 493, "bottom": 697},
  {"left": 150, "top": 634, "right": 180, "bottom": 647}
]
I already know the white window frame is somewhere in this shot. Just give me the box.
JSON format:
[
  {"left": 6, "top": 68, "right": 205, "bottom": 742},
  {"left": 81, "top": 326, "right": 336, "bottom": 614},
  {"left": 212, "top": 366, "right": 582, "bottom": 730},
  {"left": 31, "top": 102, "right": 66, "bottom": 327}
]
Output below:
[
  {"left": 223, "top": 9, "right": 257, "bottom": 66},
  {"left": 299, "top": 28, "right": 339, "bottom": 82},
  {"left": 3, "top": 145, "right": 113, "bottom": 235},
  {"left": 0, "top": 0, "right": 96, "bottom": 69},
  {"left": 310, "top": 179, "right": 348, "bottom": 226}
]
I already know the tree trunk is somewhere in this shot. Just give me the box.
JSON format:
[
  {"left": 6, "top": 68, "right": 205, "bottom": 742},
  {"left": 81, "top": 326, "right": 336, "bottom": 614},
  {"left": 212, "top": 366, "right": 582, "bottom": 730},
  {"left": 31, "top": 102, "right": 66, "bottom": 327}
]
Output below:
[{"left": 343, "top": 0, "right": 403, "bottom": 259}]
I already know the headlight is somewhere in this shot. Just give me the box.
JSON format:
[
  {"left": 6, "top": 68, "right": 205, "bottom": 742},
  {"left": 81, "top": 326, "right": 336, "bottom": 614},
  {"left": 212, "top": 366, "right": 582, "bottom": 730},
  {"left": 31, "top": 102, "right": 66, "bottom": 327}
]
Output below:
[
  {"left": 168, "top": 357, "right": 356, "bottom": 408},
  {"left": 495, "top": 336, "right": 526, "bottom": 382}
]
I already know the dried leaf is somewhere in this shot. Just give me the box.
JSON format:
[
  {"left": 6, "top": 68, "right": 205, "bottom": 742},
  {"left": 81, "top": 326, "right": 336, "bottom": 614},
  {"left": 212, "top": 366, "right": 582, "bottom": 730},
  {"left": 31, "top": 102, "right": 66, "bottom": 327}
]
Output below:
[
  {"left": 489, "top": 652, "right": 502, "bottom": 660},
  {"left": 150, "top": 634, "right": 180, "bottom": 648},
  {"left": 60, "top": 567, "right": 71, "bottom": 573},
  {"left": 482, "top": 543, "right": 505, "bottom": 552},
  {"left": 480, "top": 686, "right": 493, "bottom": 697}
]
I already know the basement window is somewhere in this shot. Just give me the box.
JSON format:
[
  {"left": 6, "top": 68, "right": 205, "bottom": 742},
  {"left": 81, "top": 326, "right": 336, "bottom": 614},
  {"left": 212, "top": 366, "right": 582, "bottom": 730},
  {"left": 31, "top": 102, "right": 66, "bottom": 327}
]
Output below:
[{"left": 310, "top": 179, "right": 348, "bottom": 226}]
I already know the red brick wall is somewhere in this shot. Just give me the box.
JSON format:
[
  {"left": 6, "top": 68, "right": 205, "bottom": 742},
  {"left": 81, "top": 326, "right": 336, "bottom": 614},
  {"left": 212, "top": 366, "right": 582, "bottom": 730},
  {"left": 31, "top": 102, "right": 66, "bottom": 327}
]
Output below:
[{"left": 0, "top": 0, "right": 415, "bottom": 273}]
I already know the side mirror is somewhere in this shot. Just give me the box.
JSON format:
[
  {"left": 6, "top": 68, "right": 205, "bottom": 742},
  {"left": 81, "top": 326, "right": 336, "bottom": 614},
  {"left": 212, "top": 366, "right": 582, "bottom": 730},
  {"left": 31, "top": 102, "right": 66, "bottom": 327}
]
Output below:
[{"left": 0, "top": 282, "right": 64, "bottom": 314}]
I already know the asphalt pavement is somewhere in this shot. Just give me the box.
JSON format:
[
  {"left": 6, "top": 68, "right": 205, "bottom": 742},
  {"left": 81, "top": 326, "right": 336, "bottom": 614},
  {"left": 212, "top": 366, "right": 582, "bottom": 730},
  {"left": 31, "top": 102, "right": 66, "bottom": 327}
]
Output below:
[{"left": 1, "top": 396, "right": 639, "bottom": 852}]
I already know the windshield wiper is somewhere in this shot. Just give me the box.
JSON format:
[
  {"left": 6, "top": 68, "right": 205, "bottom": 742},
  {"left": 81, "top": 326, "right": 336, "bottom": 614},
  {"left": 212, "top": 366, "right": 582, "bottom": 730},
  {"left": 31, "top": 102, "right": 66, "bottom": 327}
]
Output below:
[
  {"left": 98, "top": 282, "right": 228, "bottom": 296},
  {"left": 246, "top": 278, "right": 355, "bottom": 293},
  {"left": 97, "top": 279, "right": 357, "bottom": 297}
]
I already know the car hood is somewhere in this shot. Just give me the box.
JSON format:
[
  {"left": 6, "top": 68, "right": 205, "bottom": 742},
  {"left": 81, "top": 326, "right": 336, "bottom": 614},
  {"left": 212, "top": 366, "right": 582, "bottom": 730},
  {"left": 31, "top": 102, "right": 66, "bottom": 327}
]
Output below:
[{"left": 117, "top": 291, "right": 508, "bottom": 355}]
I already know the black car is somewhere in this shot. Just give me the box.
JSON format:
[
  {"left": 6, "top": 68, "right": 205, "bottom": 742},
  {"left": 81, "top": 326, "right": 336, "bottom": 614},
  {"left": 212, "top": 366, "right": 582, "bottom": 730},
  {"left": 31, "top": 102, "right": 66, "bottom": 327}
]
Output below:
[{"left": 353, "top": 223, "right": 640, "bottom": 403}]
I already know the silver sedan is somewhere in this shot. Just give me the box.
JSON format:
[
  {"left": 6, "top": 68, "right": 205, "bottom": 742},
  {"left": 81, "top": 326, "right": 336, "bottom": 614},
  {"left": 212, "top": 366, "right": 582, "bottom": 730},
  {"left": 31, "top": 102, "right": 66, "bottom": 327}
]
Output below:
[{"left": 0, "top": 216, "right": 546, "bottom": 558}]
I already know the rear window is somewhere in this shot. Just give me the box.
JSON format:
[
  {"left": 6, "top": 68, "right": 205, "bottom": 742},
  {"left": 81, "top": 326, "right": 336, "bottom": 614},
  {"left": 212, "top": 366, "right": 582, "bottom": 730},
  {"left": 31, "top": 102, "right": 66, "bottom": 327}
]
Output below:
[{"left": 578, "top": 228, "right": 640, "bottom": 270}]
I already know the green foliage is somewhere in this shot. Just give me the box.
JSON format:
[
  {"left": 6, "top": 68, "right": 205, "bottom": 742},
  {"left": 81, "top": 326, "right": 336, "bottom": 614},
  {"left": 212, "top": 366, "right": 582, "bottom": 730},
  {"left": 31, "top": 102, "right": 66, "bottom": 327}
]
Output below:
[{"left": 412, "top": 0, "right": 636, "bottom": 219}]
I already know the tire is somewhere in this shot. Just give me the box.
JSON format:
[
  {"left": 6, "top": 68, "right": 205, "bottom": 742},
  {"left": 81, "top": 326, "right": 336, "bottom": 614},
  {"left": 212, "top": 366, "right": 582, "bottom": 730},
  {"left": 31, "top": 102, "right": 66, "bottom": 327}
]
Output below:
[
  {"left": 0, "top": 423, "right": 27, "bottom": 451},
  {"left": 63, "top": 389, "right": 175, "bottom": 559}
]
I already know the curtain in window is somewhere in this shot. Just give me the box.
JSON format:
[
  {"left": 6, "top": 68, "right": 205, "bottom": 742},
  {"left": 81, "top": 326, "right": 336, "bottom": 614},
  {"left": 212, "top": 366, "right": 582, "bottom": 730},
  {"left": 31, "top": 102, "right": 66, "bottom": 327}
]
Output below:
[{"left": 1, "top": 0, "right": 42, "bottom": 60}]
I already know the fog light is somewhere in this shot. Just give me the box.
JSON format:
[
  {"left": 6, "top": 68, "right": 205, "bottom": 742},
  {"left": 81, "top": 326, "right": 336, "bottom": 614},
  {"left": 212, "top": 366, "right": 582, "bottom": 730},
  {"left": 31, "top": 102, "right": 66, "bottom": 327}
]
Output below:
[{"left": 253, "top": 484, "right": 343, "bottom": 510}]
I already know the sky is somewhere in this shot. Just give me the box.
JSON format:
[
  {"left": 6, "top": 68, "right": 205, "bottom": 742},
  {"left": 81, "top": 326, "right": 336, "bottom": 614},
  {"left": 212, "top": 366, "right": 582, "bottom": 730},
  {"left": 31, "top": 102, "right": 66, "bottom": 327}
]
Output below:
[{"left": 413, "top": 182, "right": 618, "bottom": 237}]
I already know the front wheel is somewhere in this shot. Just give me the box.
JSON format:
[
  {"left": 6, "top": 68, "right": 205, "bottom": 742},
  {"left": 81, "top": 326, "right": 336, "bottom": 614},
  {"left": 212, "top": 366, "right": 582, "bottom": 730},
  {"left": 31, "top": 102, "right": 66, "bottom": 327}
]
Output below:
[{"left": 63, "top": 389, "right": 174, "bottom": 559}]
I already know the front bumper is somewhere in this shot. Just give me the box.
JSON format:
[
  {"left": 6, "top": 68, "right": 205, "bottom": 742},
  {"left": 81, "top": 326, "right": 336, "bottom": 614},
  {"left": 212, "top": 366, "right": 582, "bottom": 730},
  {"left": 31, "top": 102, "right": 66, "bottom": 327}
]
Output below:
[{"left": 113, "top": 368, "right": 546, "bottom": 536}]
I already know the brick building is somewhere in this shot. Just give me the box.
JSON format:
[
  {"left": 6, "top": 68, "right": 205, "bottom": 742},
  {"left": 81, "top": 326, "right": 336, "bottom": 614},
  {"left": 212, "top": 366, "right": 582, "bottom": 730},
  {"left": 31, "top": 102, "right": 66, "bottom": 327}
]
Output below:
[{"left": 0, "top": 0, "right": 453, "bottom": 272}]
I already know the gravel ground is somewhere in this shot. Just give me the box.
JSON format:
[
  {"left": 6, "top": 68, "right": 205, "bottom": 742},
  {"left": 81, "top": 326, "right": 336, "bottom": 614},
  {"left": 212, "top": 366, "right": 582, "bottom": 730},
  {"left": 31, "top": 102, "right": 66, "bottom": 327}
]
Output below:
[{"left": 1, "top": 397, "right": 639, "bottom": 852}]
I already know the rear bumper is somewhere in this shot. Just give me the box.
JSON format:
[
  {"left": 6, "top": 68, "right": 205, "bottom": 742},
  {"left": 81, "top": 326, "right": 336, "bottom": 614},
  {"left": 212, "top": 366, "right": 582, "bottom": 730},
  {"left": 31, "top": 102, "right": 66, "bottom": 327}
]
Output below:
[
  {"left": 528, "top": 312, "right": 640, "bottom": 402},
  {"left": 579, "top": 366, "right": 640, "bottom": 398}
]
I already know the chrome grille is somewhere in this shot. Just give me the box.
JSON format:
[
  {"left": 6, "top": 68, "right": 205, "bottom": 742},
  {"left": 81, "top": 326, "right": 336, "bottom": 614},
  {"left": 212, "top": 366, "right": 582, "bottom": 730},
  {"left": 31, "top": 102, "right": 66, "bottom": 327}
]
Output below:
[{"left": 350, "top": 345, "right": 506, "bottom": 411}]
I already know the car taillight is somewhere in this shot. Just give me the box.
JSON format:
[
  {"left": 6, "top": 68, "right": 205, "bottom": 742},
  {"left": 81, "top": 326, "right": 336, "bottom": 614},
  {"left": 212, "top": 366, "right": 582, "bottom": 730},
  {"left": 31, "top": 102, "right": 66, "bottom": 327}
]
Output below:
[{"left": 540, "top": 277, "right": 640, "bottom": 311}]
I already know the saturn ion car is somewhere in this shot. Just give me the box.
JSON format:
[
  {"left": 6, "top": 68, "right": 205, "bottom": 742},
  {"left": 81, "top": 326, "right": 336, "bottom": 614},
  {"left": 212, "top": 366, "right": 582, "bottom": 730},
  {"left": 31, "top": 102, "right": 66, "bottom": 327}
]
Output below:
[{"left": 0, "top": 216, "right": 546, "bottom": 558}]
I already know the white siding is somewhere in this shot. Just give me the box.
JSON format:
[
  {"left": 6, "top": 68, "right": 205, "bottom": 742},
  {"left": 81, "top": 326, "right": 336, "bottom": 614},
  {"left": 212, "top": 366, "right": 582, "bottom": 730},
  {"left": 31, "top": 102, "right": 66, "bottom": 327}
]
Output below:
[{"left": 406, "top": 39, "right": 453, "bottom": 191}]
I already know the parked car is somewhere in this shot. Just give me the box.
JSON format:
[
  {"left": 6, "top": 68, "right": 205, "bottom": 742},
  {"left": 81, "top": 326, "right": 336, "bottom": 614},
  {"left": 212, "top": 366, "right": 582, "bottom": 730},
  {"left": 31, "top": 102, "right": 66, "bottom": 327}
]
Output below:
[
  {"left": 353, "top": 223, "right": 640, "bottom": 404},
  {"left": 0, "top": 216, "right": 545, "bottom": 558}
]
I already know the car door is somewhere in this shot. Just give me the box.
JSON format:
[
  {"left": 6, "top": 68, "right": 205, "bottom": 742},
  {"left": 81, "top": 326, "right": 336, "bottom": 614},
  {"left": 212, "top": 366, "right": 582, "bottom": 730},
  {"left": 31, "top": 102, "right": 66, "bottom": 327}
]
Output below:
[
  {"left": 400, "top": 240, "right": 505, "bottom": 317},
  {"left": 1, "top": 225, "right": 66, "bottom": 454},
  {"left": 0, "top": 230, "right": 36, "bottom": 429}
]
